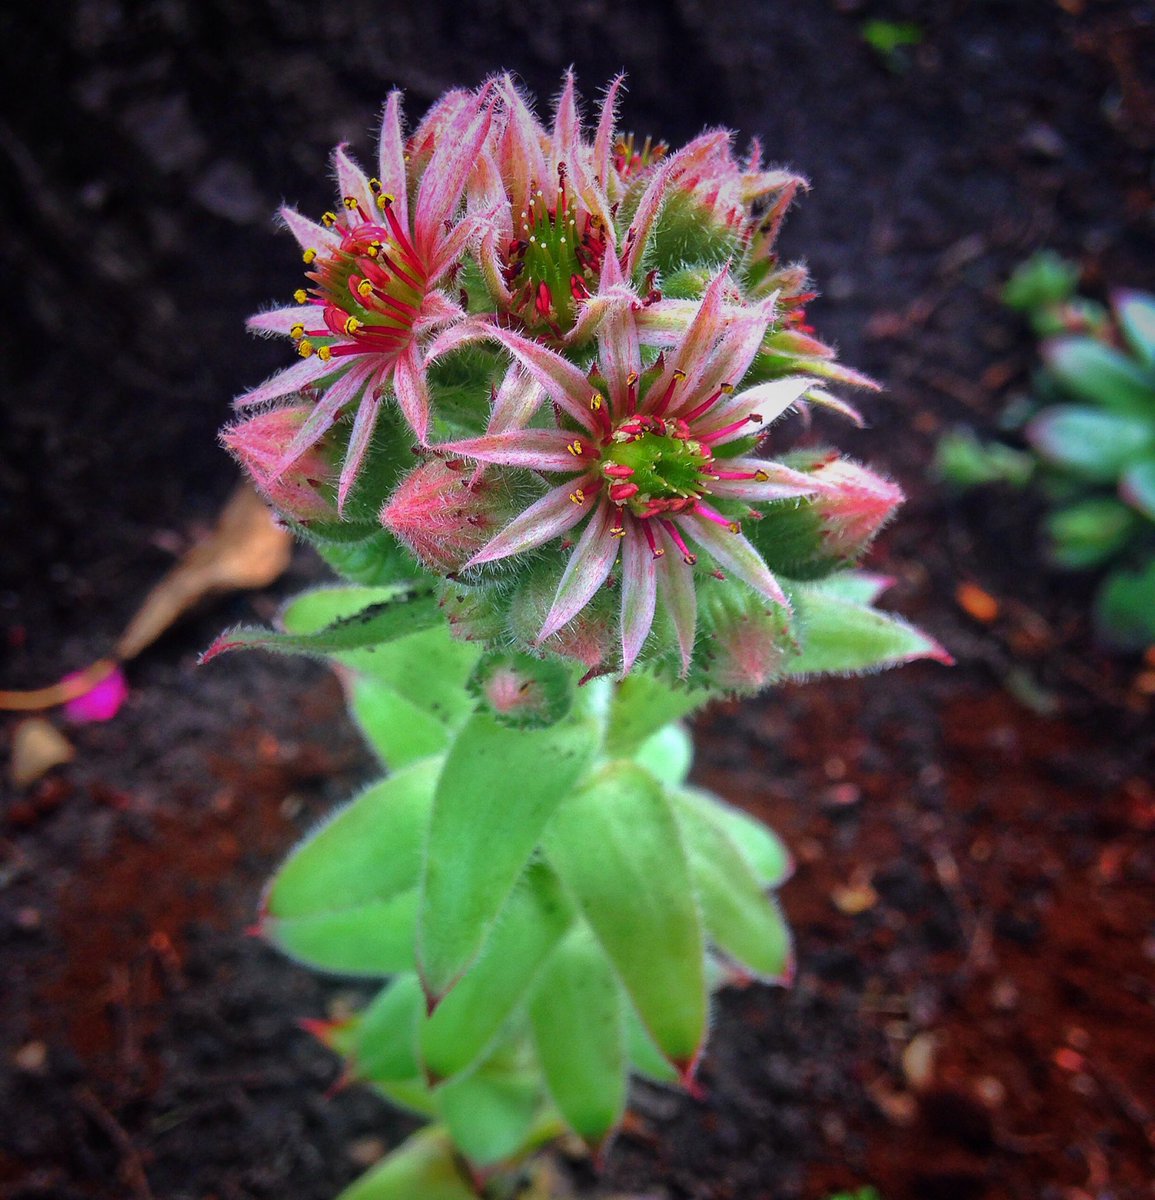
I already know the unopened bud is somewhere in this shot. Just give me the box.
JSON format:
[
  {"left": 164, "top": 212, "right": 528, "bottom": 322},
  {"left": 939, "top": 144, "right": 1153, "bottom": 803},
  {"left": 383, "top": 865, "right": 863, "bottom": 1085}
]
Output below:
[
  {"left": 809, "top": 458, "right": 903, "bottom": 559},
  {"left": 468, "top": 651, "right": 573, "bottom": 728},
  {"left": 221, "top": 406, "right": 338, "bottom": 524},
  {"left": 697, "top": 586, "right": 794, "bottom": 694}
]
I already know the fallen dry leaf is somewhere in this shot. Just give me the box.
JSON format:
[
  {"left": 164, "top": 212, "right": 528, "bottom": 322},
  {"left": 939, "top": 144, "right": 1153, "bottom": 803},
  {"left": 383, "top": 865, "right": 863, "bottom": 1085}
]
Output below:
[
  {"left": 116, "top": 484, "right": 292, "bottom": 660},
  {"left": 9, "top": 718, "right": 74, "bottom": 787}
]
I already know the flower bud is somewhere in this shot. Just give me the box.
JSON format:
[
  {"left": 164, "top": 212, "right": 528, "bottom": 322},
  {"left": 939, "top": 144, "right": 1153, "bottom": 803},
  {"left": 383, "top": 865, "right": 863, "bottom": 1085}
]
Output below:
[
  {"left": 380, "top": 461, "right": 518, "bottom": 574},
  {"left": 695, "top": 585, "right": 794, "bottom": 694},
  {"left": 468, "top": 651, "right": 574, "bottom": 728},
  {"left": 809, "top": 458, "right": 903, "bottom": 560},
  {"left": 221, "top": 406, "right": 338, "bottom": 524}
]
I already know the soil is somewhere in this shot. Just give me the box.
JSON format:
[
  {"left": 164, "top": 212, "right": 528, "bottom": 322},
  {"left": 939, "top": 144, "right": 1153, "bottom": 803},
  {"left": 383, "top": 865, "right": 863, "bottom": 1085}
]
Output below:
[{"left": 2, "top": 2, "right": 1154, "bottom": 1199}]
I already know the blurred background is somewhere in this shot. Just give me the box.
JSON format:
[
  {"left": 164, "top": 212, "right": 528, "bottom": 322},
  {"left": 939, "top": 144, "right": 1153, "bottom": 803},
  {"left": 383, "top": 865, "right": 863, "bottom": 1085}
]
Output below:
[{"left": 2, "top": 2, "right": 1153, "bottom": 1199}]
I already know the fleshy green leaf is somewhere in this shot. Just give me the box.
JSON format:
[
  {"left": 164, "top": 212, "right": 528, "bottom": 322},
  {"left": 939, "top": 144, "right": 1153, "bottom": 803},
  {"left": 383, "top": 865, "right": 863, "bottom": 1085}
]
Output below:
[
  {"left": 604, "top": 671, "right": 710, "bottom": 757},
  {"left": 421, "top": 862, "right": 572, "bottom": 1083},
  {"left": 1044, "top": 337, "right": 1155, "bottom": 414},
  {"left": 1046, "top": 498, "right": 1136, "bottom": 569},
  {"left": 1095, "top": 561, "right": 1155, "bottom": 649},
  {"left": 624, "top": 998, "right": 678, "bottom": 1084},
  {"left": 348, "top": 974, "right": 425, "bottom": 1084},
  {"left": 528, "top": 924, "right": 627, "bottom": 1144},
  {"left": 675, "top": 786, "right": 792, "bottom": 888},
  {"left": 335, "top": 1128, "right": 476, "bottom": 1200},
  {"left": 349, "top": 674, "right": 455, "bottom": 768},
  {"left": 542, "top": 761, "right": 707, "bottom": 1070},
  {"left": 437, "top": 1053, "right": 543, "bottom": 1168},
  {"left": 631, "top": 722, "right": 693, "bottom": 787},
  {"left": 262, "top": 760, "right": 439, "bottom": 974},
  {"left": 417, "top": 712, "right": 600, "bottom": 999},
  {"left": 1115, "top": 289, "right": 1155, "bottom": 367},
  {"left": 786, "top": 589, "right": 948, "bottom": 676},
  {"left": 1120, "top": 458, "right": 1155, "bottom": 521},
  {"left": 670, "top": 788, "right": 793, "bottom": 980},
  {"left": 1027, "top": 405, "right": 1155, "bottom": 482},
  {"left": 203, "top": 584, "right": 441, "bottom": 662}
]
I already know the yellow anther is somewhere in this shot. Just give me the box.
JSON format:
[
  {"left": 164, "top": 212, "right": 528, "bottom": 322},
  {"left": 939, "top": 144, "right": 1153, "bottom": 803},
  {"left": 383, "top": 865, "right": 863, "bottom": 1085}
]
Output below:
[
  {"left": 566, "top": 440, "right": 585, "bottom": 457},
  {"left": 302, "top": 247, "right": 317, "bottom": 265},
  {"left": 754, "top": 469, "right": 769, "bottom": 482},
  {"left": 673, "top": 368, "right": 687, "bottom": 382},
  {"left": 290, "top": 323, "right": 305, "bottom": 339},
  {"left": 569, "top": 489, "right": 586, "bottom": 504},
  {"left": 293, "top": 288, "right": 308, "bottom": 304},
  {"left": 625, "top": 371, "right": 639, "bottom": 388},
  {"left": 720, "top": 382, "right": 735, "bottom": 394},
  {"left": 297, "top": 339, "right": 315, "bottom": 358},
  {"left": 317, "top": 345, "right": 332, "bottom": 361},
  {"left": 343, "top": 196, "right": 359, "bottom": 210},
  {"left": 368, "top": 177, "right": 383, "bottom": 194},
  {"left": 321, "top": 211, "right": 338, "bottom": 227},
  {"left": 727, "top": 521, "right": 741, "bottom": 534},
  {"left": 358, "top": 279, "right": 374, "bottom": 298},
  {"left": 343, "top": 316, "right": 362, "bottom": 335},
  {"left": 366, "top": 239, "right": 383, "bottom": 257},
  {"left": 611, "top": 524, "right": 627, "bottom": 538},
  {"left": 653, "top": 547, "right": 666, "bottom": 557},
  {"left": 589, "top": 393, "right": 603, "bottom": 410}
]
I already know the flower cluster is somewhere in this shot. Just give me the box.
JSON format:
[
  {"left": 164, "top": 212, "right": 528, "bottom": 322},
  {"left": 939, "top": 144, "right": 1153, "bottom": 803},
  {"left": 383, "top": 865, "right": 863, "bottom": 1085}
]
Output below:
[{"left": 226, "top": 74, "right": 907, "bottom": 687}]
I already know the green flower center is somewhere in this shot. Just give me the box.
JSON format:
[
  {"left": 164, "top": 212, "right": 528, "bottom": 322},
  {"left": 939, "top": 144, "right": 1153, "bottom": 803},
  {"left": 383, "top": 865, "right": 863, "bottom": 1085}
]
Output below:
[{"left": 602, "top": 422, "right": 711, "bottom": 518}]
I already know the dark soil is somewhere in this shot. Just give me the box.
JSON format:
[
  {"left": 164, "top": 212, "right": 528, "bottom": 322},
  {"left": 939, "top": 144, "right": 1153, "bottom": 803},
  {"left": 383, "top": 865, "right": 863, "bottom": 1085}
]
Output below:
[{"left": 2, "top": 2, "right": 1154, "bottom": 1198}]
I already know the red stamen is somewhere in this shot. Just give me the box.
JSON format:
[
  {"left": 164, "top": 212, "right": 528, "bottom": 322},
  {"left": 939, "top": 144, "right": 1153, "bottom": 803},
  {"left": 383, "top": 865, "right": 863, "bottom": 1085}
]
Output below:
[
  {"left": 681, "top": 383, "right": 734, "bottom": 424},
  {"left": 610, "top": 482, "right": 639, "bottom": 502},
  {"left": 700, "top": 414, "right": 762, "bottom": 446},
  {"left": 641, "top": 521, "right": 664, "bottom": 558},
  {"left": 696, "top": 502, "right": 741, "bottom": 533},
  {"left": 649, "top": 368, "right": 686, "bottom": 419},
  {"left": 662, "top": 520, "right": 697, "bottom": 565},
  {"left": 603, "top": 464, "right": 635, "bottom": 479}
]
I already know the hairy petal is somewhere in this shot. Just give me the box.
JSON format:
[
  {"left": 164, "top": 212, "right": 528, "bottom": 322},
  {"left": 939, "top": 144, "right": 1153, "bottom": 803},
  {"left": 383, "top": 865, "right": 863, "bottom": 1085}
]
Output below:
[
  {"left": 377, "top": 91, "right": 410, "bottom": 231},
  {"left": 682, "top": 517, "right": 789, "bottom": 609},
  {"left": 695, "top": 376, "right": 814, "bottom": 440},
  {"left": 273, "top": 361, "right": 372, "bottom": 471},
  {"left": 337, "top": 388, "right": 383, "bottom": 514},
  {"left": 539, "top": 501, "right": 620, "bottom": 642},
  {"left": 438, "top": 428, "right": 582, "bottom": 472},
  {"left": 333, "top": 144, "right": 376, "bottom": 221},
  {"left": 489, "top": 327, "right": 599, "bottom": 432},
  {"left": 619, "top": 523, "right": 658, "bottom": 672},
  {"left": 233, "top": 354, "right": 339, "bottom": 410},
  {"left": 465, "top": 479, "right": 596, "bottom": 567},
  {"left": 393, "top": 342, "right": 431, "bottom": 444},
  {"left": 708, "top": 459, "right": 822, "bottom": 502},
  {"left": 656, "top": 530, "right": 698, "bottom": 677},
  {"left": 279, "top": 206, "right": 340, "bottom": 254}
]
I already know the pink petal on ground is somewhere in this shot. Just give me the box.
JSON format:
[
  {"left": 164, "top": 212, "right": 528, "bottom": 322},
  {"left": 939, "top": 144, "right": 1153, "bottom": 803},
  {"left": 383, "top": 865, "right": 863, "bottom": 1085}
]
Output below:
[
  {"left": 438, "top": 428, "right": 583, "bottom": 472},
  {"left": 233, "top": 354, "right": 339, "bottom": 410},
  {"left": 64, "top": 666, "right": 128, "bottom": 723},
  {"left": 683, "top": 517, "right": 790, "bottom": 610},
  {"left": 619, "top": 524, "right": 658, "bottom": 672},
  {"left": 538, "top": 501, "right": 620, "bottom": 642},
  {"left": 464, "top": 479, "right": 596, "bottom": 567},
  {"left": 377, "top": 92, "right": 410, "bottom": 232},
  {"left": 489, "top": 326, "right": 599, "bottom": 432}
]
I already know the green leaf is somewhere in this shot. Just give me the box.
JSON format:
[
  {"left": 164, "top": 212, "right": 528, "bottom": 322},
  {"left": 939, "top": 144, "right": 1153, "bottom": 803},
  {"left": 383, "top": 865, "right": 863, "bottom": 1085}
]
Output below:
[
  {"left": 418, "top": 712, "right": 600, "bottom": 999},
  {"left": 528, "top": 924, "right": 627, "bottom": 1144},
  {"left": 1120, "top": 458, "right": 1155, "bottom": 521},
  {"left": 1003, "top": 251, "right": 1079, "bottom": 317},
  {"left": 624, "top": 999, "right": 678, "bottom": 1084},
  {"left": 349, "top": 674, "right": 455, "bottom": 769},
  {"left": 670, "top": 789, "right": 793, "bottom": 980},
  {"left": 348, "top": 974, "right": 425, "bottom": 1084},
  {"left": 1046, "top": 498, "right": 1136, "bottom": 569},
  {"left": 604, "top": 672, "right": 710, "bottom": 757},
  {"left": 1115, "top": 289, "right": 1155, "bottom": 367},
  {"left": 315, "top": 531, "right": 421, "bottom": 586},
  {"left": 631, "top": 722, "right": 693, "bottom": 787},
  {"left": 335, "top": 1128, "right": 476, "bottom": 1200},
  {"left": 262, "top": 760, "right": 438, "bottom": 974},
  {"left": 1028, "top": 405, "right": 1155, "bottom": 482},
  {"left": 1095, "top": 561, "right": 1155, "bottom": 649},
  {"left": 421, "top": 862, "right": 572, "bottom": 1083},
  {"left": 1044, "top": 337, "right": 1155, "bottom": 414},
  {"left": 932, "top": 429, "right": 1035, "bottom": 489},
  {"left": 675, "top": 786, "right": 792, "bottom": 888},
  {"left": 437, "top": 1053, "right": 543, "bottom": 1168},
  {"left": 542, "top": 761, "right": 707, "bottom": 1069},
  {"left": 203, "top": 585, "right": 442, "bottom": 662},
  {"left": 786, "top": 589, "right": 948, "bottom": 676}
]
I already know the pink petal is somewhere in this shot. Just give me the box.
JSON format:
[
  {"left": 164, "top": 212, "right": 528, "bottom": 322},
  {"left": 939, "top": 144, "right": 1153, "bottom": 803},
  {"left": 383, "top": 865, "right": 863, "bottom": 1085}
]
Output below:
[
  {"left": 489, "top": 326, "right": 598, "bottom": 433},
  {"left": 592, "top": 74, "right": 626, "bottom": 186},
  {"left": 63, "top": 666, "right": 128, "bottom": 723},
  {"left": 656, "top": 531, "right": 698, "bottom": 676},
  {"left": 438, "top": 429, "right": 582, "bottom": 472},
  {"left": 708, "top": 458, "right": 821, "bottom": 502},
  {"left": 550, "top": 70, "right": 581, "bottom": 171},
  {"left": 694, "top": 376, "right": 814, "bottom": 439},
  {"left": 337, "top": 388, "right": 383, "bottom": 514},
  {"left": 427, "top": 210, "right": 490, "bottom": 283},
  {"left": 688, "top": 297, "right": 777, "bottom": 410},
  {"left": 333, "top": 144, "right": 376, "bottom": 222},
  {"left": 619, "top": 524, "right": 658, "bottom": 672},
  {"left": 279, "top": 206, "right": 340, "bottom": 254},
  {"left": 647, "top": 270, "right": 729, "bottom": 404},
  {"left": 598, "top": 304, "right": 641, "bottom": 412},
  {"left": 246, "top": 306, "right": 321, "bottom": 338},
  {"left": 465, "top": 479, "right": 596, "bottom": 567},
  {"left": 233, "top": 354, "right": 339, "bottom": 410},
  {"left": 393, "top": 343, "right": 431, "bottom": 444},
  {"left": 538, "top": 501, "right": 620, "bottom": 642},
  {"left": 273, "top": 361, "right": 373, "bottom": 471},
  {"left": 489, "top": 365, "right": 546, "bottom": 434},
  {"left": 621, "top": 158, "right": 671, "bottom": 279},
  {"left": 377, "top": 92, "right": 410, "bottom": 232},
  {"left": 497, "top": 77, "right": 549, "bottom": 208},
  {"left": 682, "top": 516, "right": 789, "bottom": 609},
  {"left": 414, "top": 95, "right": 492, "bottom": 257}
]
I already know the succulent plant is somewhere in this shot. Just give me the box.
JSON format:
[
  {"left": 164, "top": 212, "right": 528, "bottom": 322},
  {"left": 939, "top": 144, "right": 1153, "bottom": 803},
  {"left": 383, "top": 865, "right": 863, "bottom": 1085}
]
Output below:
[{"left": 936, "top": 253, "right": 1155, "bottom": 648}]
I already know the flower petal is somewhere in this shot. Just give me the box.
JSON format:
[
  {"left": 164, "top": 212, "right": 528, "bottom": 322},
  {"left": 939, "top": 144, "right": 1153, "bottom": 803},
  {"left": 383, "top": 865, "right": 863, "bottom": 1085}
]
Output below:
[
  {"left": 393, "top": 342, "right": 431, "bottom": 444},
  {"left": 272, "top": 361, "right": 372, "bottom": 471},
  {"left": 621, "top": 157, "right": 671, "bottom": 279},
  {"left": 694, "top": 376, "right": 814, "bottom": 439},
  {"left": 489, "top": 327, "right": 598, "bottom": 432},
  {"left": 619, "top": 523, "right": 658, "bottom": 672},
  {"left": 333, "top": 144, "right": 376, "bottom": 221},
  {"left": 377, "top": 91, "right": 410, "bottom": 232},
  {"left": 708, "top": 458, "right": 822, "bottom": 502},
  {"left": 539, "top": 501, "right": 619, "bottom": 642},
  {"left": 279, "top": 206, "right": 340, "bottom": 254},
  {"left": 233, "top": 354, "right": 339, "bottom": 410},
  {"left": 465, "top": 479, "right": 596, "bottom": 567},
  {"left": 489, "top": 365, "right": 546, "bottom": 434},
  {"left": 246, "top": 305, "right": 323, "bottom": 338},
  {"left": 438, "top": 428, "right": 583, "bottom": 472},
  {"left": 682, "top": 516, "right": 789, "bottom": 609},
  {"left": 337, "top": 387, "right": 383, "bottom": 514},
  {"left": 656, "top": 529, "right": 698, "bottom": 676},
  {"left": 414, "top": 94, "right": 492, "bottom": 257},
  {"left": 592, "top": 74, "right": 626, "bottom": 188}
]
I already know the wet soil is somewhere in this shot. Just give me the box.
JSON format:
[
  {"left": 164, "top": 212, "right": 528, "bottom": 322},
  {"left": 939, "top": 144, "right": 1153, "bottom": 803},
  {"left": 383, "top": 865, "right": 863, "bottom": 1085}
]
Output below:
[{"left": 2, "top": 2, "right": 1154, "bottom": 1198}]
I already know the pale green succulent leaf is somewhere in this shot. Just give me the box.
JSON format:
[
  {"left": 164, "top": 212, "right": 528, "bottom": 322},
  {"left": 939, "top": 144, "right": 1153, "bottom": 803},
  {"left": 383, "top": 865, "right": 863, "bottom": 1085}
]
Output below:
[
  {"left": 604, "top": 671, "right": 711, "bottom": 757},
  {"left": 631, "top": 721, "right": 693, "bottom": 786},
  {"left": 1046, "top": 498, "right": 1136, "bottom": 569},
  {"left": 437, "top": 1060, "right": 543, "bottom": 1168},
  {"left": 349, "top": 674, "right": 452, "bottom": 768},
  {"left": 1044, "top": 336, "right": 1155, "bottom": 413},
  {"left": 1095, "top": 560, "right": 1155, "bottom": 649},
  {"left": 675, "top": 785, "right": 792, "bottom": 889},
  {"left": 1120, "top": 458, "right": 1155, "bottom": 521},
  {"left": 264, "top": 890, "right": 418, "bottom": 976},
  {"left": 1027, "top": 405, "right": 1155, "bottom": 481},
  {"left": 349, "top": 974, "right": 425, "bottom": 1084},
  {"left": 1114, "top": 289, "right": 1155, "bottom": 367},
  {"left": 334, "top": 1128, "right": 475, "bottom": 1200}
]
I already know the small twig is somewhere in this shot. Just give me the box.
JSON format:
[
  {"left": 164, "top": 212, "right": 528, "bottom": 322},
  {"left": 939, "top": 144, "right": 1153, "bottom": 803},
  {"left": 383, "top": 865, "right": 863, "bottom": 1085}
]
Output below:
[{"left": 72, "top": 1085, "right": 154, "bottom": 1200}]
